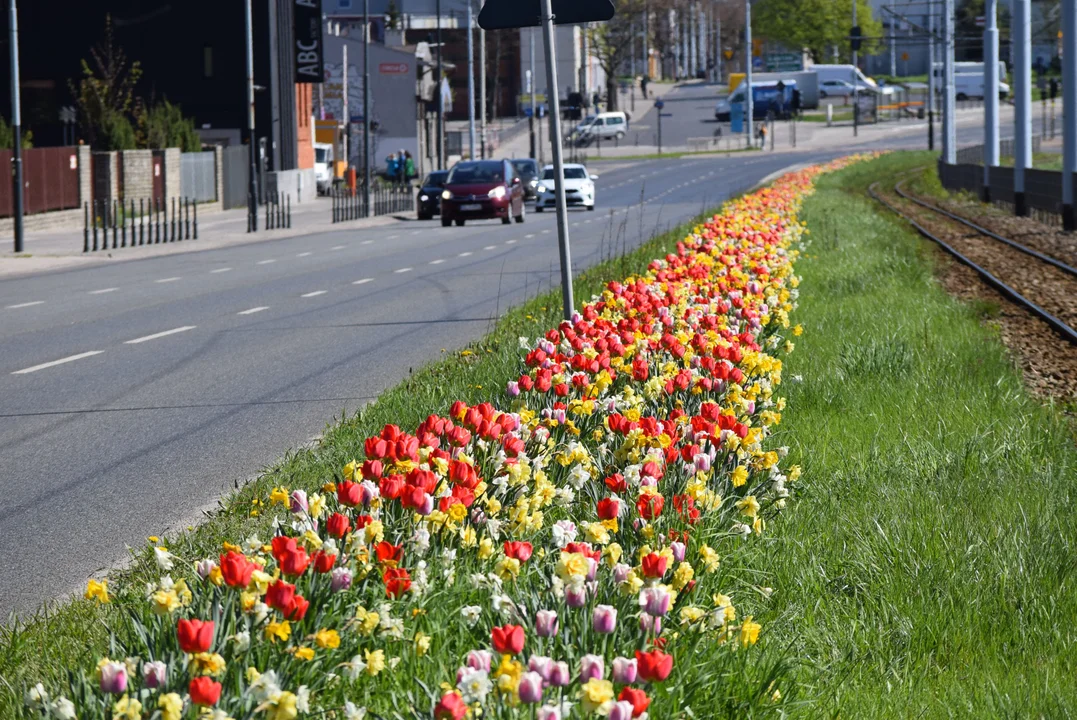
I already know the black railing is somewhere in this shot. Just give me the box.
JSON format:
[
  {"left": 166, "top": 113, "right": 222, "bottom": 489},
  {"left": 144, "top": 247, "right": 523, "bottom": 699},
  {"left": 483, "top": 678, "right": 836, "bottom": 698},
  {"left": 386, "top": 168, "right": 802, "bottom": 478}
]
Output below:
[
  {"left": 84, "top": 196, "right": 197, "bottom": 252},
  {"left": 265, "top": 192, "right": 292, "bottom": 230},
  {"left": 331, "top": 184, "right": 413, "bottom": 223}
]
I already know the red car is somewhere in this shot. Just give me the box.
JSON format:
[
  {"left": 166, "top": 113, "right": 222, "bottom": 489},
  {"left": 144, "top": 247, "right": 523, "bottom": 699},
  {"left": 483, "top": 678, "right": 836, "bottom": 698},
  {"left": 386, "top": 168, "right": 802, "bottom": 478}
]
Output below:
[{"left": 440, "top": 159, "right": 526, "bottom": 227}]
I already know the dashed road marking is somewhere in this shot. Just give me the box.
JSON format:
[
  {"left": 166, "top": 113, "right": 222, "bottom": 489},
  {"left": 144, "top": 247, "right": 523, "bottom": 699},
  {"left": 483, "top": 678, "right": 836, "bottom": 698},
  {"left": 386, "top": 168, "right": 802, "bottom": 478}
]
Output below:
[
  {"left": 353, "top": 278, "right": 374, "bottom": 285},
  {"left": 12, "top": 350, "right": 104, "bottom": 375},
  {"left": 257, "top": 259, "right": 276, "bottom": 265},
  {"left": 331, "top": 245, "right": 346, "bottom": 250},
  {"left": 361, "top": 240, "right": 374, "bottom": 245},
  {"left": 484, "top": 245, "right": 497, "bottom": 250},
  {"left": 506, "top": 239, "right": 518, "bottom": 244},
  {"left": 124, "top": 325, "right": 196, "bottom": 345},
  {"left": 459, "top": 251, "right": 473, "bottom": 257},
  {"left": 155, "top": 277, "right": 181, "bottom": 283},
  {"left": 301, "top": 290, "right": 328, "bottom": 298},
  {"left": 89, "top": 288, "right": 119, "bottom": 295},
  {"left": 297, "top": 252, "right": 313, "bottom": 257},
  {"left": 430, "top": 259, "right": 446, "bottom": 265},
  {"left": 395, "top": 267, "right": 413, "bottom": 273},
  {"left": 238, "top": 306, "right": 269, "bottom": 315},
  {"left": 6, "top": 301, "right": 45, "bottom": 309}
]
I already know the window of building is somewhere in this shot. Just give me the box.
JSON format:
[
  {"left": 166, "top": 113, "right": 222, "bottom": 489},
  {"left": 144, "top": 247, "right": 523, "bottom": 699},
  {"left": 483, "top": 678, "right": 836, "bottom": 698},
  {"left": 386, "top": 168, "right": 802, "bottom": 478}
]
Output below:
[{"left": 203, "top": 46, "right": 213, "bottom": 78}]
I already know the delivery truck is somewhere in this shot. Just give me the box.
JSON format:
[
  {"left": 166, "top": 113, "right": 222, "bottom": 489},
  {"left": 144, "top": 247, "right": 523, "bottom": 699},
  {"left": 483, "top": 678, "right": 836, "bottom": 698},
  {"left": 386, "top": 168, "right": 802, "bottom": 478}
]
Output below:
[{"left": 715, "top": 81, "right": 797, "bottom": 121}]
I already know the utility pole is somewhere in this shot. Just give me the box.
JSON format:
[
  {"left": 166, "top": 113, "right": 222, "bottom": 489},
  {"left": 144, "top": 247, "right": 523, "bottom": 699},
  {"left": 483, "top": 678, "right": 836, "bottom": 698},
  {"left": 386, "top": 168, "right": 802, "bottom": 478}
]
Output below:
[
  {"left": 715, "top": 6, "right": 721, "bottom": 83},
  {"left": 529, "top": 28, "right": 537, "bottom": 159},
  {"left": 364, "top": 0, "right": 373, "bottom": 213},
  {"left": 942, "top": 0, "right": 955, "bottom": 163},
  {"left": 745, "top": 0, "right": 753, "bottom": 147},
  {"left": 540, "top": 0, "right": 575, "bottom": 320},
  {"left": 480, "top": 24, "right": 487, "bottom": 159},
  {"left": 8, "top": 0, "right": 23, "bottom": 252},
  {"left": 852, "top": 0, "right": 858, "bottom": 137},
  {"left": 467, "top": 0, "right": 476, "bottom": 158},
  {"left": 927, "top": 0, "right": 935, "bottom": 151},
  {"left": 643, "top": 2, "right": 650, "bottom": 80},
  {"left": 889, "top": 0, "right": 896, "bottom": 77},
  {"left": 1014, "top": 0, "right": 1031, "bottom": 215},
  {"left": 244, "top": 0, "right": 258, "bottom": 232},
  {"left": 984, "top": 0, "right": 1000, "bottom": 201},
  {"left": 436, "top": 0, "right": 444, "bottom": 169},
  {"left": 1063, "top": 0, "right": 1076, "bottom": 230}
]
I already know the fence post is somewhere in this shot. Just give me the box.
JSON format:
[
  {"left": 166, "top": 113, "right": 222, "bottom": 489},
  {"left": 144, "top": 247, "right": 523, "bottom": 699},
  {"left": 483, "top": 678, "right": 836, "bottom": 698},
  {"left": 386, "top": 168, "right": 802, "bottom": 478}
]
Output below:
[
  {"left": 185, "top": 197, "right": 191, "bottom": 240},
  {"left": 286, "top": 193, "right": 291, "bottom": 228},
  {"left": 112, "top": 199, "right": 118, "bottom": 249},
  {"left": 83, "top": 202, "right": 89, "bottom": 253},
  {"left": 193, "top": 199, "right": 198, "bottom": 239}
]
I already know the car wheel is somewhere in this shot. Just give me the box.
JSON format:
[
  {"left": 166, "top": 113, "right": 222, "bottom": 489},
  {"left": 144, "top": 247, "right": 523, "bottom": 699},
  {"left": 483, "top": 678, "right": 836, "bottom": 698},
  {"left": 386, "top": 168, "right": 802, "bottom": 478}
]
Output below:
[
  {"left": 455, "top": 218, "right": 466, "bottom": 226},
  {"left": 536, "top": 206, "right": 544, "bottom": 213},
  {"left": 501, "top": 216, "right": 511, "bottom": 225},
  {"left": 819, "top": 91, "right": 827, "bottom": 98},
  {"left": 615, "top": 131, "right": 625, "bottom": 140},
  {"left": 441, "top": 218, "right": 452, "bottom": 227},
  {"left": 587, "top": 204, "right": 595, "bottom": 211}
]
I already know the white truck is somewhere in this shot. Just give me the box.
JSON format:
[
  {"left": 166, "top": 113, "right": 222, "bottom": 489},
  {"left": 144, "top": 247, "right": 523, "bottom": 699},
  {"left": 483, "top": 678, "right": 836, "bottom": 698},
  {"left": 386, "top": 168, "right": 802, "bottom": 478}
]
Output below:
[
  {"left": 808, "top": 64, "right": 879, "bottom": 93},
  {"left": 749, "top": 71, "right": 819, "bottom": 109},
  {"left": 314, "top": 142, "right": 334, "bottom": 194},
  {"left": 931, "top": 62, "right": 1010, "bottom": 99}
]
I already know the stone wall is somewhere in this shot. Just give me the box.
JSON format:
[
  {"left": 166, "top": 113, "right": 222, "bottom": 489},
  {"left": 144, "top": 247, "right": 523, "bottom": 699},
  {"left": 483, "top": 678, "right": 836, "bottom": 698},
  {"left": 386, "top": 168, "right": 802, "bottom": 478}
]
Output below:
[
  {"left": 120, "top": 150, "right": 154, "bottom": 201},
  {"left": 163, "top": 148, "right": 182, "bottom": 204},
  {"left": 266, "top": 169, "right": 317, "bottom": 205}
]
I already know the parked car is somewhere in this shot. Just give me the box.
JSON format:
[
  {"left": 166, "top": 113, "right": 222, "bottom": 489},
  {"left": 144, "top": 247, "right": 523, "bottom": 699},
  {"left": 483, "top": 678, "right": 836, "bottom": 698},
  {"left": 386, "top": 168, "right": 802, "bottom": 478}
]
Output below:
[
  {"left": 440, "top": 159, "right": 526, "bottom": 227},
  {"left": 416, "top": 171, "right": 448, "bottom": 220},
  {"left": 818, "top": 79, "right": 863, "bottom": 99},
  {"left": 574, "top": 111, "right": 629, "bottom": 145},
  {"left": 535, "top": 164, "right": 598, "bottom": 212},
  {"left": 511, "top": 158, "right": 540, "bottom": 201}
]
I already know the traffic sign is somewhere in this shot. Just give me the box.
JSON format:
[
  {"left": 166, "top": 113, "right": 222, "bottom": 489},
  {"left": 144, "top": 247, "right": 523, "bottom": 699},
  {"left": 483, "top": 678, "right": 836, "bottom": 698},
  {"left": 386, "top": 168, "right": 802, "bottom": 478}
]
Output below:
[
  {"left": 478, "top": 0, "right": 614, "bottom": 29},
  {"left": 723, "top": 50, "right": 734, "bottom": 60},
  {"left": 654, "top": 99, "right": 665, "bottom": 109},
  {"left": 901, "top": 52, "right": 909, "bottom": 61}
]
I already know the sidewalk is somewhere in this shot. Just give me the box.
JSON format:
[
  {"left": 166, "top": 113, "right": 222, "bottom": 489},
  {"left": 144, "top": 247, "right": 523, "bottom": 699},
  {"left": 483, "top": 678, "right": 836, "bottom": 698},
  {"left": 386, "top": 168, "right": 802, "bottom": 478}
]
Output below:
[{"left": 0, "top": 196, "right": 408, "bottom": 279}]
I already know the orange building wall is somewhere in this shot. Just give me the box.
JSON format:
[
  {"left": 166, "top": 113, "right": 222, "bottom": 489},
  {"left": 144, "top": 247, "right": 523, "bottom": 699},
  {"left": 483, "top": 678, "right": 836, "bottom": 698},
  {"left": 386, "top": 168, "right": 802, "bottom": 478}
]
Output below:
[{"left": 296, "top": 84, "right": 314, "bottom": 170}]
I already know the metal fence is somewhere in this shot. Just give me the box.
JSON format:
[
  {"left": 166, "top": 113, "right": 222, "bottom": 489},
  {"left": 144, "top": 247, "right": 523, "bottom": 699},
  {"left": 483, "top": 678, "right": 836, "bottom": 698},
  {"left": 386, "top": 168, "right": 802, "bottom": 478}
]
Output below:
[
  {"left": 956, "top": 136, "right": 1043, "bottom": 165},
  {"left": 331, "top": 184, "right": 413, "bottom": 223},
  {"left": 220, "top": 146, "right": 250, "bottom": 210},
  {"left": 180, "top": 151, "right": 217, "bottom": 203},
  {"left": 83, "top": 196, "right": 197, "bottom": 252},
  {"left": 937, "top": 159, "right": 1066, "bottom": 227},
  {"left": 0, "top": 146, "right": 80, "bottom": 217}
]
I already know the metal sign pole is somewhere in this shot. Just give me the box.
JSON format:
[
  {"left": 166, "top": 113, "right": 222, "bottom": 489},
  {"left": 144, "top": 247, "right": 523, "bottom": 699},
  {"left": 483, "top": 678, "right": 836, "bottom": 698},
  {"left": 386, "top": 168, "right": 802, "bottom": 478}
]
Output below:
[
  {"left": 364, "top": 0, "right": 372, "bottom": 210},
  {"left": 744, "top": 0, "right": 753, "bottom": 147},
  {"left": 9, "top": 0, "right": 23, "bottom": 252},
  {"left": 984, "top": 0, "right": 999, "bottom": 201},
  {"left": 467, "top": 1, "right": 476, "bottom": 158},
  {"left": 1063, "top": 0, "right": 1076, "bottom": 230},
  {"left": 245, "top": 0, "right": 258, "bottom": 232},
  {"left": 540, "top": 0, "right": 575, "bottom": 320}
]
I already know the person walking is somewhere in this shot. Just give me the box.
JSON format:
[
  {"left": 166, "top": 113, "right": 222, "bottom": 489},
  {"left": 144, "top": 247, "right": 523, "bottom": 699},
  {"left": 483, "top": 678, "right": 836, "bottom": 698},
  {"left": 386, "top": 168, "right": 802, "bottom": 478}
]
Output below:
[
  {"left": 385, "top": 153, "right": 399, "bottom": 181},
  {"left": 640, "top": 75, "right": 649, "bottom": 99},
  {"left": 404, "top": 151, "right": 416, "bottom": 181},
  {"left": 757, "top": 122, "right": 767, "bottom": 149}
]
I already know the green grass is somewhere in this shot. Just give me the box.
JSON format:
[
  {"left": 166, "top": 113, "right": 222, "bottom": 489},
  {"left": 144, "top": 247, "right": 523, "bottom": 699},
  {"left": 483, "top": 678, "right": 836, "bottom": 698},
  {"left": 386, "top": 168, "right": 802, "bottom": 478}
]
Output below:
[
  {"left": 0, "top": 197, "right": 729, "bottom": 717},
  {"left": 746, "top": 151, "right": 1077, "bottom": 716},
  {"left": 798, "top": 111, "right": 855, "bottom": 123},
  {"left": 998, "top": 152, "right": 1065, "bottom": 171}
]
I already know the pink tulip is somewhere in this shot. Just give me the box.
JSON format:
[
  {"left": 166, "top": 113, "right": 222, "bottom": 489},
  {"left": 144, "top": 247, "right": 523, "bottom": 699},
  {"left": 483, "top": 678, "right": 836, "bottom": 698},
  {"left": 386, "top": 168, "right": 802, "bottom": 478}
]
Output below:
[
  {"left": 466, "top": 650, "right": 493, "bottom": 672},
  {"left": 565, "top": 584, "right": 588, "bottom": 608},
  {"left": 609, "top": 700, "right": 636, "bottom": 720},
  {"left": 529, "top": 655, "right": 554, "bottom": 682},
  {"left": 142, "top": 661, "right": 167, "bottom": 689},
  {"left": 535, "top": 610, "right": 559, "bottom": 638},
  {"left": 671, "top": 541, "right": 686, "bottom": 563},
  {"left": 549, "top": 661, "right": 572, "bottom": 687},
  {"left": 639, "top": 586, "right": 671, "bottom": 616},
  {"left": 580, "top": 654, "right": 605, "bottom": 682},
  {"left": 613, "top": 563, "right": 632, "bottom": 584},
  {"left": 612, "top": 657, "right": 637, "bottom": 684},
  {"left": 330, "top": 567, "right": 353, "bottom": 592},
  {"left": 537, "top": 705, "right": 562, "bottom": 720},
  {"left": 519, "top": 672, "right": 544, "bottom": 704},
  {"left": 289, "top": 490, "right": 308, "bottom": 514},
  {"left": 592, "top": 605, "right": 618, "bottom": 634},
  {"left": 639, "top": 612, "right": 662, "bottom": 635},
  {"left": 99, "top": 661, "right": 127, "bottom": 695}
]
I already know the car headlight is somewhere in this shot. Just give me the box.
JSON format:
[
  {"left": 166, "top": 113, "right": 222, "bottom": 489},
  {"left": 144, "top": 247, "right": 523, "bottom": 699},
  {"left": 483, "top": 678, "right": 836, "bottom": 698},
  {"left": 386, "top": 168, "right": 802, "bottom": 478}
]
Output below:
[
  {"left": 420, "top": 194, "right": 429, "bottom": 202},
  {"left": 488, "top": 186, "right": 507, "bottom": 200},
  {"left": 530, "top": 179, "right": 538, "bottom": 187},
  {"left": 537, "top": 185, "right": 548, "bottom": 195},
  {"left": 441, "top": 190, "right": 452, "bottom": 200}
]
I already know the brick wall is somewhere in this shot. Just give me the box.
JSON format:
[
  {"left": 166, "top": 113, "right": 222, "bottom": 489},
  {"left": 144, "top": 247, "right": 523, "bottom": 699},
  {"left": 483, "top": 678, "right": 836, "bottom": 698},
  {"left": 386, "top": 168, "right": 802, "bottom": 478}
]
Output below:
[{"left": 297, "top": 83, "right": 315, "bottom": 170}]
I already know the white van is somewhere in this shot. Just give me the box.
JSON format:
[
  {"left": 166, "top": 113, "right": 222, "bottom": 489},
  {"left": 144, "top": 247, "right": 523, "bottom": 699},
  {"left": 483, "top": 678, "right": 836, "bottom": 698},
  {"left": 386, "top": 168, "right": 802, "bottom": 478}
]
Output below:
[
  {"left": 577, "top": 112, "right": 629, "bottom": 141},
  {"left": 809, "top": 64, "right": 878, "bottom": 91},
  {"left": 314, "top": 143, "right": 334, "bottom": 194},
  {"left": 953, "top": 73, "right": 1011, "bottom": 100}
]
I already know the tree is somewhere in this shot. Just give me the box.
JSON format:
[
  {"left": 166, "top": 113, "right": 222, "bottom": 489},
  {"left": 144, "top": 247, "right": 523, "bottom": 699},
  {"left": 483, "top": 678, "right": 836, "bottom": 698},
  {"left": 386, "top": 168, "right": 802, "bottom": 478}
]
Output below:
[
  {"left": 753, "top": 0, "right": 883, "bottom": 63},
  {"left": 139, "top": 100, "right": 201, "bottom": 152},
  {"left": 0, "top": 117, "right": 32, "bottom": 149},
  {"left": 587, "top": 0, "right": 645, "bottom": 111},
  {"left": 69, "top": 15, "right": 143, "bottom": 150}
]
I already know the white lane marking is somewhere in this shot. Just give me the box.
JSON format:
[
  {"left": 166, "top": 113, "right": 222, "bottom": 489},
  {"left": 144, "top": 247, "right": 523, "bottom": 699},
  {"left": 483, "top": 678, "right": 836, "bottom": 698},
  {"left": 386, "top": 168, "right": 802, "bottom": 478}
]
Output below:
[
  {"left": 331, "top": 245, "right": 346, "bottom": 250},
  {"left": 395, "top": 267, "right": 413, "bottom": 273},
  {"left": 124, "top": 325, "right": 197, "bottom": 345},
  {"left": 257, "top": 259, "right": 276, "bottom": 265},
  {"left": 411, "top": 231, "right": 422, "bottom": 236},
  {"left": 484, "top": 245, "right": 497, "bottom": 250},
  {"left": 361, "top": 240, "right": 374, "bottom": 245},
  {"left": 506, "top": 239, "right": 518, "bottom": 244},
  {"left": 6, "top": 301, "right": 45, "bottom": 309},
  {"left": 301, "top": 290, "right": 328, "bottom": 298},
  {"left": 430, "top": 259, "right": 446, "bottom": 265},
  {"left": 155, "top": 277, "right": 181, "bottom": 283},
  {"left": 89, "top": 288, "right": 119, "bottom": 295},
  {"left": 542, "top": 229, "right": 551, "bottom": 234},
  {"left": 525, "top": 234, "right": 535, "bottom": 238},
  {"left": 386, "top": 235, "right": 399, "bottom": 240},
  {"left": 210, "top": 267, "right": 233, "bottom": 274},
  {"left": 353, "top": 278, "right": 373, "bottom": 285},
  {"left": 238, "top": 306, "right": 269, "bottom": 315},
  {"left": 297, "top": 252, "right": 313, "bottom": 257},
  {"left": 458, "top": 251, "right": 473, "bottom": 257},
  {"left": 12, "top": 350, "right": 104, "bottom": 375}
]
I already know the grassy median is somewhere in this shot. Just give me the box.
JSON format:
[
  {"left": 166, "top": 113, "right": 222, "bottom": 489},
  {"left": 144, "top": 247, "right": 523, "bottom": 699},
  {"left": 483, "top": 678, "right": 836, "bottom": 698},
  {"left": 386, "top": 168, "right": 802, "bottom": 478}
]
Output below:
[{"left": 751, "top": 152, "right": 1077, "bottom": 716}]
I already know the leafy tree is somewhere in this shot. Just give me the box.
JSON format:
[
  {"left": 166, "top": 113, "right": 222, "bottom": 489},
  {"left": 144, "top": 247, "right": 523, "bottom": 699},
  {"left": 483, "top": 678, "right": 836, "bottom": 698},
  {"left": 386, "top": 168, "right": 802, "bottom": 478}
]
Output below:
[
  {"left": 587, "top": 0, "right": 644, "bottom": 111},
  {"left": 0, "top": 117, "right": 33, "bottom": 149},
  {"left": 753, "top": 0, "right": 883, "bottom": 63},
  {"left": 139, "top": 100, "right": 201, "bottom": 152},
  {"left": 69, "top": 15, "right": 142, "bottom": 150},
  {"left": 385, "top": 0, "right": 402, "bottom": 30},
  {"left": 101, "top": 111, "right": 137, "bottom": 151}
]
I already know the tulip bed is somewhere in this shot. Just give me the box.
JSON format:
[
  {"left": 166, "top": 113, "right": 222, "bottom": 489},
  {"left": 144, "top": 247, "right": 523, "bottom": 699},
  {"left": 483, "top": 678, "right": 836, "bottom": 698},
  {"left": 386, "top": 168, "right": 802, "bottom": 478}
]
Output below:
[{"left": 22, "top": 156, "right": 866, "bottom": 720}]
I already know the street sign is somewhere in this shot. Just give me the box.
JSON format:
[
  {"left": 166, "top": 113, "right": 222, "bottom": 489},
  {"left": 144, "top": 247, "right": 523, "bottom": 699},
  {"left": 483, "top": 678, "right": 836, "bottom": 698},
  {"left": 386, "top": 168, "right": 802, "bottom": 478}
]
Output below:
[
  {"left": 654, "top": 99, "right": 665, "bottom": 109},
  {"left": 659, "top": 113, "right": 673, "bottom": 117},
  {"left": 478, "top": 0, "right": 614, "bottom": 30},
  {"left": 293, "top": 0, "right": 324, "bottom": 83},
  {"left": 723, "top": 50, "right": 734, "bottom": 60},
  {"left": 901, "top": 52, "right": 909, "bottom": 61}
]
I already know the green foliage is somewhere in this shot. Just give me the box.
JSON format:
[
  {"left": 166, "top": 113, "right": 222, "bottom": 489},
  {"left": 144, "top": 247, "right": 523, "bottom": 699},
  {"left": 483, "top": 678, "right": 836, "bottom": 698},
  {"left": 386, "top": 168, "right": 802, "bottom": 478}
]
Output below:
[
  {"left": 100, "top": 111, "right": 136, "bottom": 151},
  {"left": 69, "top": 15, "right": 142, "bottom": 150},
  {"left": 754, "top": 0, "right": 883, "bottom": 62},
  {"left": 0, "top": 116, "right": 33, "bottom": 149},
  {"left": 139, "top": 100, "right": 201, "bottom": 152}
]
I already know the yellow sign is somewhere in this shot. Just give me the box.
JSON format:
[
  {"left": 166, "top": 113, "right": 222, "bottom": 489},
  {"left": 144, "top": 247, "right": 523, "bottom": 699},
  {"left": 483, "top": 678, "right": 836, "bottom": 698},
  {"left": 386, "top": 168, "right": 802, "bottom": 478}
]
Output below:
[
  {"left": 724, "top": 50, "right": 734, "bottom": 60},
  {"left": 901, "top": 52, "right": 909, "bottom": 61},
  {"left": 729, "top": 73, "right": 745, "bottom": 92},
  {"left": 752, "top": 38, "right": 763, "bottom": 57}
]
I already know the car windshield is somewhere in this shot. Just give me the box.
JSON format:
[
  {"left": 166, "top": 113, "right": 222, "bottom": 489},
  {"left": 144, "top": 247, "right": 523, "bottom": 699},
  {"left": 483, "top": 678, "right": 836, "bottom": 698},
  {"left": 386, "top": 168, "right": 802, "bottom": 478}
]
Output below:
[
  {"left": 541, "top": 167, "right": 588, "bottom": 180},
  {"left": 447, "top": 162, "right": 503, "bottom": 184},
  {"left": 511, "top": 161, "right": 537, "bottom": 180},
  {"left": 424, "top": 172, "right": 448, "bottom": 187},
  {"left": 315, "top": 148, "right": 329, "bottom": 163}
]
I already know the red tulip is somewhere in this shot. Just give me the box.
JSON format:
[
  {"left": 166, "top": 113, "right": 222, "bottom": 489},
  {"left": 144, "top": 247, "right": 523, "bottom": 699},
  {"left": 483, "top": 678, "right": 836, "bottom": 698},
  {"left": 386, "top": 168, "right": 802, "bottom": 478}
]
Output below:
[
  {"left": 270, "top": 536, "right": 297, "bottom": 564},
  {"left": 597, "top": 498, "right": 621, "bottom": 520},
  {"left": 177, "top": 618, "right": 213, "bottom": 654},
  {"left": 337, "top": 480, "right": 362, "bottom": 507},
  {"left": 503, "top": 541, "right": 533, "bottom": 563},
  {"left": 434, "top": 692, "right": 468, "bottom": 720},
  {"left": 635, "top": 649, "right": 673, "bottom": 682},
  {"left": 491, "top": 624, "right": 525, "bottom": 655},
  {"left": 640, "top": 552, "right": 668, "bottom": 579},
  {"left": 326, "top": 512, "right": 351, "bottom": 538},
  {"left": 285, "top": 594, "right": 309, "bottom": 621},
  {"left": 383, "top": 567, "right": 412, "bottom": 598},
  {"left": 189, "top": 676, "right": 222, "bottom": 706},
  {"left": 379, "top": 475, "right": 406, "bottom": 500},
  {"left": 312, "top": 550, "right": 337, "bottom": 574},
  {"left": 605, "top": 473, "right": 628, "bottom": 493},
  {"left": 618, "top": 687, "right": 651, "bottom": 716},
  {"left": 218, "top": 551, "right": 255, "bottom": 588},
  {"left": 636, "top": 494, "right": 664, "bottom": 520},
  {"left": 375, "top": 541, "right": 404, "bottom": 566},
  {"left": 265, "top": 580, "right": 296, "bottom": 612},
  {"left": 278, "top": 546, "right": 310, "bottom": 576}
]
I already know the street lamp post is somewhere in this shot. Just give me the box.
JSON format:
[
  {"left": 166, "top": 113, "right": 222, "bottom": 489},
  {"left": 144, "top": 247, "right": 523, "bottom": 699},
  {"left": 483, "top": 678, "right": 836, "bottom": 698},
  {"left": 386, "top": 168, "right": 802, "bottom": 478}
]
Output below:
[
  {"left": 745, "top": 0, "right": 753, "bottom": 148},
  {"left": 436, "top": 0, "right": 444, "bottom": 169},
  {"left": 364, "top": 0, "right": 372, "bottom": 212},
  {"left": 8, "top": 0, "right": 23, "bottom": 252},
  {"left": 245, "top": 0, "right": 258, "bottom": 232}
]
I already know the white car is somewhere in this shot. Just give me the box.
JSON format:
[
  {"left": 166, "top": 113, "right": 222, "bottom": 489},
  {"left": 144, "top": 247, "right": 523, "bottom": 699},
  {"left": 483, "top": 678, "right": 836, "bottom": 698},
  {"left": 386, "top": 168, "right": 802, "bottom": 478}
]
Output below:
[
  {"left": 535, "top": 164, "right": 598, "bottom": 212},
  {"left": 818, "top": 79, "right": 862, "bottom": 98}
]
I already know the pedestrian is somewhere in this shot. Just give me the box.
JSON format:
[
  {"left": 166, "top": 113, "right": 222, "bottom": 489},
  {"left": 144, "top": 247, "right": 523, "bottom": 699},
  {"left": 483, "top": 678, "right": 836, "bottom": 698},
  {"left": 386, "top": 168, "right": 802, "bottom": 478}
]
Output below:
[
  {"left": 641, "top": 75, "right": 649, "bottom": 99},
  {"left": 757, "top": 122, "right": 767, "bottom": 149},
  {"left": 592, "top": 91, "right": 601, "bottom": 112},
  {"left": 386, "top": 153, "right": 398, "bottom": 181},
  {"left": 404, "top": 151, "right": 416, "bottom": 181}
]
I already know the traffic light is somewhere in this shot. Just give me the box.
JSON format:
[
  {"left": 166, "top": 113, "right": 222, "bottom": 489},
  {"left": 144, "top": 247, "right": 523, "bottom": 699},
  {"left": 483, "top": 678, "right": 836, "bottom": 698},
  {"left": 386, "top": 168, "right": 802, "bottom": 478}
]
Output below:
[{"left": 851, "top": 25, "right": 862, "bottom": 52}]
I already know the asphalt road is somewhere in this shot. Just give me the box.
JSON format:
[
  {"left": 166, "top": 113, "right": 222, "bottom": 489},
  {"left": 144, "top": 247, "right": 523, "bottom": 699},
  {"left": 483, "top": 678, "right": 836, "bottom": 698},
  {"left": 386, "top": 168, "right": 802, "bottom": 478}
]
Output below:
[{"left": 0, "top": 150, "right": 853, "bottom": 617}]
